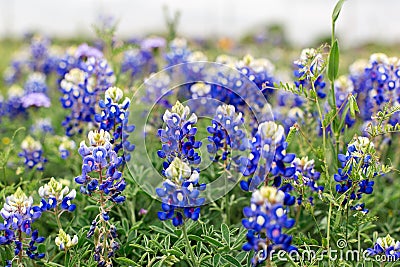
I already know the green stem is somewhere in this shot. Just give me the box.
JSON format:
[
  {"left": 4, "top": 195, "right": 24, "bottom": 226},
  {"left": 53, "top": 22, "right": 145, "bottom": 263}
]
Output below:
[
  {"left": 182, "top": 222, "right": 196, "bottom": 267},
  {"left": 327, "top": 203, "right": 332, "bottom": 266}
]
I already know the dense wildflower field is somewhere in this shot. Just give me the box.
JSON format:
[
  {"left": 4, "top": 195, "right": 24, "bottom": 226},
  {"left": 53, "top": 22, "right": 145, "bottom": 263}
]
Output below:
[{"left": 0, "top": 2, "right": 400, "bottom": 267}]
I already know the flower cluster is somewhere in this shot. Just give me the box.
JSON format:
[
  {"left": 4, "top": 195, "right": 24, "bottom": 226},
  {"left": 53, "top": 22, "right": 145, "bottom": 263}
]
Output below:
[
  {"left": 38, "top": 177, "right": 77, "bottom": 212},
  {"left": 366, "top": 234, "right": 400, "bottom": 261},
  {"left": 55, "top": 229, "right": 78, "bottom": 251},
  {"left": 94, "top": 87, "right": 135, "bottom": 161},
  {"left": 207, "top": 104, "right": 248, "bottom": 162},
  {"left": 58, "top": 137, "right": 77, "bottom": 159},
  {"left": 291, "top": 157, "right": 323, "bottom": 205},
  {"left": 59, "top": 46, "right": 115, "bottom": 136},
  {"left": 0, "top": 188, "right": 45, "bottom": 264},
  {"left": 18, "top": 136, "right": 47, "bottom": 171},
  {"left": 351, "top": 53, "right": 400, "bottom": 125},
  {"left": 242, "top": 186, "right": 296, "bottom": 266},
  {"left": 121, "top": 48, "right": 157, "bottom": 83},
  {"left": 21, "top": 72, "right": 51, "bottom": 108},
  {"left": 334, "top": 136, "right": 381, "bottom": 214},
  {"left": 164, "top": 38, "right": 192, "bottom": 70},
  {"left": 239, "top": 121, "right": 296, "bottom": 194},
  {"left": 294, "top": 47, "right": 326, "bottom": 98},
  {"left": 75, "top": 129, "right": 126, "bottom": 266},
  {"left": 156, "top": 101, "right": 206, "bottom": 226},
  {"left": 30, "top": 118, "right": 54, "bottom": 135}
]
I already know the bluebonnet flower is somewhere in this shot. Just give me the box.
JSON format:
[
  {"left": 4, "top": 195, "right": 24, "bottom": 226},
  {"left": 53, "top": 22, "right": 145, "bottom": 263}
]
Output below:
[
  {"left": 207, "top": 104, "right": 248, "bottom": 162},
  {"left": 334, "top": 136, "right": 381, "bottom": 213},
  {"left": 55, "top": 229, "right": 78, "bottom": 251},
  {"left": 30, "top": 118, "right": 54, "bottom": 135},
  {"left": 156, "top": 157, "right": 206, "bottom": 226},
  {"left": 332, "top": 75, "right": 356, "bottom": 128},
  {"left": 59, "top": 56, "right": 116, "bottom": 135},
  {"left": 75, "top": 43, "right": 104, "bottom": 59},
  {"left": 3, "top": 35, "right": 59, "bottom": 84},
  {"left": 74, "top": 129, "right": 127, "bottom": 266},
  {"left": 141, "top": 36, "right": 166, "bottom": 51},
  {"left": 242, "top": 186, "right": 296, "bottom": 266},
  {"left": 353, "top": 53, "right": 400, "bottom": 125},
  {"left": 366, "top": 234, "right": 400, "bottom": 261},
  {"left": 94, "top": 87, "right": 135, "bottom": 161},
  {"left": 164, "top": 38, "right": 191, "bottom": 69},
  {"left": 291, "top": 157, "right": 323, "bottom": 205},
  {"left": 142, "top": 72, "right": 172, "bottom": 108},
  {"left": 38, "top": 177, "right": 77, "bottom": 212},
  {"left": 58, "top": 137, "right": 76, "bottom": 159},
  {"left": 121, "top": 48, "right": 157, "bottom": 83},
  {"left": 236, "top": 55, "right": 276, "bottom": 95},
  {"left": 157, "top": 101, "right": 201, "bottom": 165},
  {"left": 4, "top": 85, "right": 26, "bottom": 118},
  {"left": 18, "top": 136, "right": 47, "bottom": 171},
  {"left": 0, "top": 188, "right": 45, "bottom": 263},
  {"left": 156, "top": 102, "right": 206, "bottom": 227},
  {"left": 239, "top": 121, "right": 296, "bottom": 192},
  {"left": 294, "top": 47, "right": 326, "bottom": 98}
]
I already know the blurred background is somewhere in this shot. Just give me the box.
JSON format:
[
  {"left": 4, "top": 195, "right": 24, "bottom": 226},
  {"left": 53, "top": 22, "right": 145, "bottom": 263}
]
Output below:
[{"left": 1, "top": 0, "right": 400, "bottom": 47}]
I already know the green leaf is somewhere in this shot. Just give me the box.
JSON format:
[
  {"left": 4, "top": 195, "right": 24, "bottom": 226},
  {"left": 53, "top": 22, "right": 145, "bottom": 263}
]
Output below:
[
  {"left": 188, "top": 234, "right": 204, "bottom": 242},
  {"left": 349, "top": 94, "right": 360, "bottom": 118},
  {"left": 115, "top": 257, "right": 140, "bottom": 266},
  {"left": 327, "top": 40, "right": 340, "bottom": 82},
  {"left": 149, "top": 225, "right": 176, "bottom": 237},
  {"left": 222, "top": 255, "right": 242, "bottom": 267},
  {"left": 213, "top": 254, "right": 221, "bottom": 267},
  {"left": 202, "top": 235, "right": 224, "bottom": 247},
  {"left": 167, "top": 248, "right": 184, "bottom": 258},
  {"left": 322, "top": 109, "right": 336, "bottom": 128},
  {"left": 332, "top": 0, "right": 346, "bottom": 23},
  {"left": 221, "top": 223, "right": 230, "bottom": 247}
]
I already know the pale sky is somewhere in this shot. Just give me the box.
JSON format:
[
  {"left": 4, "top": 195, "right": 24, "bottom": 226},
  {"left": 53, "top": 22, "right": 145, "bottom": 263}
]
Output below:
[{"left": 1, "top": 0, "right": 400, "bottom": 46}]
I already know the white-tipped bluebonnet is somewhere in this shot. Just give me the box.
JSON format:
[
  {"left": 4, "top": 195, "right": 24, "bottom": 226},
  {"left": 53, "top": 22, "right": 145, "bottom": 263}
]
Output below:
[
  {"left": 30, "top": 118, "right": 54, "bottom": 135},
  {"left": 164, "top": 38, "right": 191, "bottom": 69},
  {"left": 58, "top": 137, "right": 76, "bottom": 159},
  {"left": 157, "top": 101, "right": 201, "bottom": 165},
  {"left": 236, "top": 54, "right": 276, "bottom": 94},
  {"left": 21, "top": 73, "right": 50, "bottom": 108},
  {"left": 156, "top": 102, "right": 205, "bottom": 227},
  {"left": 334, "top": 136, "right": 381, "bottom": 213},
  {"left": 94, "top": 87, "right": 135, "bottom": 161},
  {"left": 55, "top": 229, "right": 78, "bottom": 251},
  {"left": 351, "top": 53, "right": 400, "bottom": 125},
  {"left": 74, "top": 129, "right": 127, "bottom": 265},
  {"left": 239, "top": 121, "right": 296, "bottom": 193},
  {"left": 121, "top": 48, "right": 157, "bottom": 84},
  {"left": 242, "top": 186, "right": 296, "bottom": 266},
  {"left": 0, "top": 188, "right": 45, "bottom": 263},
  {"left": 366, "top": 234, "right": 400, "bottom": 261},
  {"left": 38, "top": 178, "right": 77, "bottom": 212},
  {"left": 59, "top": 54, "right": 116, "bottom": 135},
  {"left": 294, "top": 47, "right": 326, "bottom": 98},
  {"left": 291, "top": 157, "right": 323, "bottom": 205},
  {"left": 4, "top": 85, "right": 26, "bottom": 119},
  {"left": 207, "top": 104, "right": 248, "bottom": 162},
  {"left": 19, "top": 136, "right": 47, "bottom": 171}
]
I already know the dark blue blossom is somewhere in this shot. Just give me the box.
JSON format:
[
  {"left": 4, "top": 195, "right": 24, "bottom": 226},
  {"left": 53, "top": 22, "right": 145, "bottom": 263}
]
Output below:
[
  {"left": 156, "top": 102, "right": 206, "bottom": 227},
  {"left": 18, "top": 136, "right": 47, "bottom": 171},
  {"left": 0, "top": 188, "right": 45, "bottom": 263},
  {"left": 366, "top": 234, "right": 400, "bottom": 261},
  {"left": 242, "top": 186, "right": 296, "bottom": 266},
  {"left": 334, "top": 136, "right": 381, "bottom": 211},
  {"left": 239, "top": 121, "right": 296, "bottom": 191}
]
